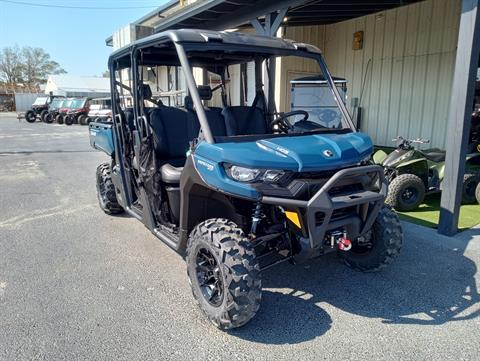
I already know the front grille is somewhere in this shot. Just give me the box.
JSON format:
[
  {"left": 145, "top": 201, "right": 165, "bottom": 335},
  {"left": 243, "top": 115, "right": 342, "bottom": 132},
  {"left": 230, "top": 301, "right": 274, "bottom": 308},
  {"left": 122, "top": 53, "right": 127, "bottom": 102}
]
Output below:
[{"left": 315, "top": 207, "right": 356, "bottom": 225}]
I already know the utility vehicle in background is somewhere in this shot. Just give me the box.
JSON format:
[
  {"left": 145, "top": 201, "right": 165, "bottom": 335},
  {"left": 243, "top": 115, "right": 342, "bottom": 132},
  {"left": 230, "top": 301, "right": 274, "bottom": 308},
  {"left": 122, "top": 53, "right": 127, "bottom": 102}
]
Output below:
[
  {"left": 86, "top": 97, "right": 112, "bottom": 123},
  {"left": 56, "top": 98, "right": 74, "bottom": 124},
  {"left": 64, "top": 97, "right": 91, "bottom": 125},
  {"left": 44, "top": 97, "right": 66, "bottom": 123},
  {"left": 25, "top": 94, "right": 62, "bottom": 123},
  {"left": 89, "top": 29, "right": 403, "bottom": 329},
  {"left": 373, "top": 137, "right": 480, "bottom": 211}
]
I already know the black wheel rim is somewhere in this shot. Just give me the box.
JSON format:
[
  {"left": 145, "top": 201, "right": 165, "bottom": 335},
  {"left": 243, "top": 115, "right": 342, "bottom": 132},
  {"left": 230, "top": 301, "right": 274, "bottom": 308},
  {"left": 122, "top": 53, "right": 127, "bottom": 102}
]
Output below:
[
  {"left": 97, "top": 173, "right": 107, "bottom": 207},
  {"left": 351, "top": 232, "right": 374, "bottom": 255},
  {"left": 465, "top": 180, "right": 476, "bottom": 197},
  {"left": 401, "top": 186, "right": 418, "bottom": 205},
  {"left": 195, "top": 248, "right": 224, "bottom": 307}
]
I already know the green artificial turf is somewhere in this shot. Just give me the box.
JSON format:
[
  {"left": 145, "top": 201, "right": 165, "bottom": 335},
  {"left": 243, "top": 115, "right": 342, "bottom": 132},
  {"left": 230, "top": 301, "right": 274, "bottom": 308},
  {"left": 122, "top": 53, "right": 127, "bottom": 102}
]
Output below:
[{"left": 397, "top": 194, "right": 480, "bottom": 231}]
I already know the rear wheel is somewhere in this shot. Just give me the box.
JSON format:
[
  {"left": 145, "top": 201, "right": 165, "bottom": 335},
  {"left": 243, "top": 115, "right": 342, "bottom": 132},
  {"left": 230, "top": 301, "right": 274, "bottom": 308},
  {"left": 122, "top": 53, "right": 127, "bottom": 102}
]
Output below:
[
  {"left": 25, "top": 110, "right": 36, "bottom": 123},
  {"left": 386, "top": 173, "right": 425, "bottom": 211},
  {"left": 186, "top": 218, "right": 262, "bottom": 330},
  {"left": 96, "top": 162, "right": 124, "bottom": 215},
  {"left": 340, "top": 206, "right": 403, "bottom": 272},
  {"left": 462, "top": 173, "right": 479, "bottom": 204},
  {"left": 55, "top": 114, "right": 64, "bottom": 124},
  {"left": 44, "top": 113, "right": 53, "bottom": 123},
  {"left": 78, "top": 115, "right": 88, "bottom": 125}
]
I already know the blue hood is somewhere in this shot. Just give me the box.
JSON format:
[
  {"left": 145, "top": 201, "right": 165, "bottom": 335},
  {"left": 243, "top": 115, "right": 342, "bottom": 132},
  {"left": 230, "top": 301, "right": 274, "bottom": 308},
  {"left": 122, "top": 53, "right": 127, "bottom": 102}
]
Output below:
[{"left": 195, "top": 132, "right": 373, "bottom": 172}]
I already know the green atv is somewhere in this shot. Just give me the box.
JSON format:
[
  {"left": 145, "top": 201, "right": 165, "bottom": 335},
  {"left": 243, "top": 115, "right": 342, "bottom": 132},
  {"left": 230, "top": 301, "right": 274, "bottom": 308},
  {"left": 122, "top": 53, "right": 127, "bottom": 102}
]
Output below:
[{"left": 373, "top": 137, "right": 480, "bottom": 211}]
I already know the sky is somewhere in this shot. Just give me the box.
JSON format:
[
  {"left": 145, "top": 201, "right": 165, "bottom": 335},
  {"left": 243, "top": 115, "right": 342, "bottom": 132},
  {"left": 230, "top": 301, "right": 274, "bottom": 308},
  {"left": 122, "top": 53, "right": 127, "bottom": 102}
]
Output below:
[{"left": 0, "top": 0, "right": 169, "bottom": 76}]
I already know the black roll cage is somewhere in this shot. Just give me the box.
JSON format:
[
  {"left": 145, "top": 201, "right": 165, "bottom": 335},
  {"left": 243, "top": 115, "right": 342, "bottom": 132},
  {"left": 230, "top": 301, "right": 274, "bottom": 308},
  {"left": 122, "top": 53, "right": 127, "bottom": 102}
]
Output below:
[{"left": 108, "top": 32, "right": 356, "bottom": 146}]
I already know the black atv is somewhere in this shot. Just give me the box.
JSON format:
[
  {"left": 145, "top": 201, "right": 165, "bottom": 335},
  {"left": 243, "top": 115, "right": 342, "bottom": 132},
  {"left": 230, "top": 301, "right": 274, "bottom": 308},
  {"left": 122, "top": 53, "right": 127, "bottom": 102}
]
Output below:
[{"left": 25, "top": 94, "right": 61, "bottom": 123}]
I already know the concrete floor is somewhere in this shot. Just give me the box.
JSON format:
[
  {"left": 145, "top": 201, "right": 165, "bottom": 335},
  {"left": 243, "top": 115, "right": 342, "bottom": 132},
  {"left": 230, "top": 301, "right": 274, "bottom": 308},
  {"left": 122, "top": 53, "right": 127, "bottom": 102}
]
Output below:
[{"left": 0, "top": 114, "right": 479, "bottom": 360}]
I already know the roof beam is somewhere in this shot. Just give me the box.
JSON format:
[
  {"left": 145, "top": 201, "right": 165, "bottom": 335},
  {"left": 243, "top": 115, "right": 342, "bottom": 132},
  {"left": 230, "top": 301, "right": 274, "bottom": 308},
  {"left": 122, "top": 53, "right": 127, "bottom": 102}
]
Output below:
[
  {"left": 439, "top": 0, "right": 480, "bottom": 235},
  {"left": 154, "top": 0, "right": 306, "bottom": 33}
]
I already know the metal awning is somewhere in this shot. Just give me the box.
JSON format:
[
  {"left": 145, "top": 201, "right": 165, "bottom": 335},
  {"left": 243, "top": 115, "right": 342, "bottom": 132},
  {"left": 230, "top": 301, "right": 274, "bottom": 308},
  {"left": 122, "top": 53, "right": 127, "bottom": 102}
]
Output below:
[{"left": 153, "top": 0, "right": 423, "bottom": 33}]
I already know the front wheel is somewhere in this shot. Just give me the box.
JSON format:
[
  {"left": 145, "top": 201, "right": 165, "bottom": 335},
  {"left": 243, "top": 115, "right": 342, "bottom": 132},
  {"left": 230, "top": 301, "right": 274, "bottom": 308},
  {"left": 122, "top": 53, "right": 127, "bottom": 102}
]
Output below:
[
  {"left": 40, "top": 110, "right": 48, "bottom": 122},
  {"left": 186, "top": 218, "right": 262, "bottom": 330},
  {"left": 78, "top": 115, "right": 88, "bottom": 125},
  {"left": 386, "top": 173, "right": 425, "bottom": 211},
  {"left": 55, "top": 114, "right": 64, "bottom": 124},
  {"left": 64, "top": 115, "right": 74, "bottom": 126},
  {"left": 340, "top": 206, "right": 403, "bottom": 272},
  {"left": 25, "top": 110, "right": 36, "bottom": 123}
]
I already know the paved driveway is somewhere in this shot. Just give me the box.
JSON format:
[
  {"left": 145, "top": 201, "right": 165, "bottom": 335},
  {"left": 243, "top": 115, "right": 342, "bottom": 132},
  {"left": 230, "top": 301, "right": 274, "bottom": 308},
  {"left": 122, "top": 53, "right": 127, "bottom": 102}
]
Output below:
[{"left": 0, "top": 114, "right": 479, "bottom": 360}]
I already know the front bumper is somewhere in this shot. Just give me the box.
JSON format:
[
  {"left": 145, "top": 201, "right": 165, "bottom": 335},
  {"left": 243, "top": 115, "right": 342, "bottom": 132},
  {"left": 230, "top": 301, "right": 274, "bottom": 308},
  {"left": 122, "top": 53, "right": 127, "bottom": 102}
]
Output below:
[{"left": 262, "top": 165, "right": 386, "bottom": 250}]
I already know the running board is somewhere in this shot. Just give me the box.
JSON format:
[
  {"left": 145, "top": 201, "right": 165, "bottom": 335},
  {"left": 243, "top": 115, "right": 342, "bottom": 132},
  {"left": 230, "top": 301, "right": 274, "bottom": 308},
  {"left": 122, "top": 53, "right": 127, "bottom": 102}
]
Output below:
[{"left": 153, "top": 227, "right": 181, "bottom": 251}]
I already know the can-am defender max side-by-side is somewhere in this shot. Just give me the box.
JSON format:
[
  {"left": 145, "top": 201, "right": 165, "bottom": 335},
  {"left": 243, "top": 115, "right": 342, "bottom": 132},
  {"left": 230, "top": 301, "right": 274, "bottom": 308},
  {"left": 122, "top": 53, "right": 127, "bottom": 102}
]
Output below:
[{"left": 89, "top": 30, "right": 403, "bottom": 329}]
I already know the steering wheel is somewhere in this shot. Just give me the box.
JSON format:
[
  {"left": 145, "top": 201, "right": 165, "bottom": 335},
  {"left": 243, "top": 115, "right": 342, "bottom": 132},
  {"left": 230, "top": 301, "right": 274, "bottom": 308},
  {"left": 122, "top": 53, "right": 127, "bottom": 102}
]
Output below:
[{"left": 270, "top": 110, "right": 309, "bottom": 133}]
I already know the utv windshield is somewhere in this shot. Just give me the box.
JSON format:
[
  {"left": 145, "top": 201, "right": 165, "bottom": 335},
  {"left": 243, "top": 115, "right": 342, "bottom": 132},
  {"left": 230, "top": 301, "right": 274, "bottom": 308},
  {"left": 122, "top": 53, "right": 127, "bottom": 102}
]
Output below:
[
  {"left": 33, "top": 97, "right": 48, "bottom": 105},
  {"left": 63, "top": 99, "right": 73, "bottom": 108},
  {"left": 70, "top": 99, "right": 86, "bottom": 109},
  {"left": 50, "top": 98, "right": 64, "bottom": 108}
]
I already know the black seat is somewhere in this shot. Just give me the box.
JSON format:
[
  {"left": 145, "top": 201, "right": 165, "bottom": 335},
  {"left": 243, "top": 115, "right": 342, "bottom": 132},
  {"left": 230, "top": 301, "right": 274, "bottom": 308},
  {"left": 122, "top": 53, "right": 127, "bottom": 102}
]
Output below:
[
  {"left": 184, "top": 91, "right": 227, "bottom": 137},
  {"left": 204, "top": 107, "right": 227, "bottom": 137},
  {"left": 423, "top": 150, "right": 446, "bottom": 163},
  {"left": 222, "top": 106, "right": 268, "bottom": 136},
  {"left": 149, "top": 106, "right": 200, "bottom": 183}
]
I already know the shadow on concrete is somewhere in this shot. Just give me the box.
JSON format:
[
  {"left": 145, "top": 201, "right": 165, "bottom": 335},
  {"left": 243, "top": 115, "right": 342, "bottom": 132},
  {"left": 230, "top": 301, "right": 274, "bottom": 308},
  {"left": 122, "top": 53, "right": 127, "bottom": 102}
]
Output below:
[{"left": 230, "top": 225, "right": 479, "bottom": 344}]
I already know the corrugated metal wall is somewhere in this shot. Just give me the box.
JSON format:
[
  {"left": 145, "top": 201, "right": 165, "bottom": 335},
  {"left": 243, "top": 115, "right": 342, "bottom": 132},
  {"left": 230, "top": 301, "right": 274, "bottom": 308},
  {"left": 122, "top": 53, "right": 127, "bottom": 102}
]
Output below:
[
  {"left": 282, "top": 0, "right": 461, "bottom": 149},
  {"left": 14, "top": 93, "right": 44, "bottom": 112}
]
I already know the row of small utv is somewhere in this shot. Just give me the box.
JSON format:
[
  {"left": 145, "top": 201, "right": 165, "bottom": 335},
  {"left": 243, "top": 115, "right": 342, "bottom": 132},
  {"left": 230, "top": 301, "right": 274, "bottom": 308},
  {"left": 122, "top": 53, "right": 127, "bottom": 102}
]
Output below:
[{"left": 25, "top": 94, "right": 112, "bottom": 125}]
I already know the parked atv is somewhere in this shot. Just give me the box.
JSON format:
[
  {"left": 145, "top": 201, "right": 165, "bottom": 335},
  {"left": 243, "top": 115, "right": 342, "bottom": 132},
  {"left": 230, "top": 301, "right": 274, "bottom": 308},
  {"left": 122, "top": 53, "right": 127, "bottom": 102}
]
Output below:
[
  {"left": 25, "top": 94, "right": 62, "bottom": 123},
  {"left": 86, "top": 97, "right": 112, "bottom": 124},
  {"left": 64, "top": 98, "right": 90, "bottom": 126},
  {"left": 44, "top": 98, "right": 67, "bottom": 123},
  {"left": 373, "top": 137, "right": 480, "bottom": 211},
  {"left": 89, "top": 29, "right": 403, "bottom": 329}
]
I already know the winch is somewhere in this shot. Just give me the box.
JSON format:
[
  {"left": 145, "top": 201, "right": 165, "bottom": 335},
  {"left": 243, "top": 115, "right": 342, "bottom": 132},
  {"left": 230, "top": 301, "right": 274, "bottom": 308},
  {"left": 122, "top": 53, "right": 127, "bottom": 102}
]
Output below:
[{"left": 326, "top": 230, "right": 352, "bottom": 251}]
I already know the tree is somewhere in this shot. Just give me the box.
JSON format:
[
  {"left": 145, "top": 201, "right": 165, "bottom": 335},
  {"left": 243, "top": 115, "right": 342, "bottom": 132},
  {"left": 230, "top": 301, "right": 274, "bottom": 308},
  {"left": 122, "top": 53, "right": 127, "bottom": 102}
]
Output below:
[
  {"left": 102, "top": 70, "right": 110, "bottom": 78},
  {"left": 0, "top": 45, "right": 23, "bottom": 84},
  {"left": 0, "top": 45, "right": 66, "bottom": 85},
  {"left": 21, "top": 47, "right": 66, "bottom": 85}
]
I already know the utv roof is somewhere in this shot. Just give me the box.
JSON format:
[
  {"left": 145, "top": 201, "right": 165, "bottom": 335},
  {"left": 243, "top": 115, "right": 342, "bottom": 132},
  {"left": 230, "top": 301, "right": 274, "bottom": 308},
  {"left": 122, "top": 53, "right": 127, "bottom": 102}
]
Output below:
[{"left": 109, "top": 28, "right": 321, "bottom": 64}]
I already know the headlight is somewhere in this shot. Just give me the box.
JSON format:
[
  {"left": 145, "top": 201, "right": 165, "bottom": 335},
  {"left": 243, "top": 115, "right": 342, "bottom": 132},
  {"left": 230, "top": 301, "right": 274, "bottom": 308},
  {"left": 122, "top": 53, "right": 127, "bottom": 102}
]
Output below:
[
  {"left": 227, "top": 165, "right": 262, "bottom": 182},
  {"left": 224, "top": 165, "right": 287, "bottom": 183},
  {"left": 263, "top": 169, "right": 285, "bottom": 182}
]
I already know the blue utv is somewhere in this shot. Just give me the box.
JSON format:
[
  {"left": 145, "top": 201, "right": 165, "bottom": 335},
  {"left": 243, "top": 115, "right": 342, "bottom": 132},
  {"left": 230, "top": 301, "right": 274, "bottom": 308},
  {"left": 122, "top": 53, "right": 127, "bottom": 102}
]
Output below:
[{"left": 89, "top": 29, "right": 403, "bottom": 330}]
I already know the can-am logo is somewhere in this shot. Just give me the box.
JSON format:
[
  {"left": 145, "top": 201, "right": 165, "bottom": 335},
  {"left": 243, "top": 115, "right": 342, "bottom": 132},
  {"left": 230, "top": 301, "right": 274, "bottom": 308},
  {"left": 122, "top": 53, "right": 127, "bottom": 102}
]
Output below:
[
  {"left": 323, "top": 149, "right": 334, "bottom": 158},
  {"left": 197, "top": 159, "right": 214, "bottom": 171}
]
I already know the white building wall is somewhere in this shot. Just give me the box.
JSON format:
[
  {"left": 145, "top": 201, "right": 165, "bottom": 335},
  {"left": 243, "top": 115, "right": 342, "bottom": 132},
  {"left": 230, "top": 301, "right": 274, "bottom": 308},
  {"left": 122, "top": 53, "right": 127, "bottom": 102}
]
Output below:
[{"left": 281, "top": 0, "right": 461, "bottom": 149}]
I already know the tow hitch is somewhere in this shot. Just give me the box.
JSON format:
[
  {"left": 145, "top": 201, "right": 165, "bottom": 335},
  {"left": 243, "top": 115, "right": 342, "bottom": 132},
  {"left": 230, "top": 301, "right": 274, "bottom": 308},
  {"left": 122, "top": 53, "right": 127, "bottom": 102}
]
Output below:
[{"left": 327, "top": 230, "right": 352, "bottom": 251}]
